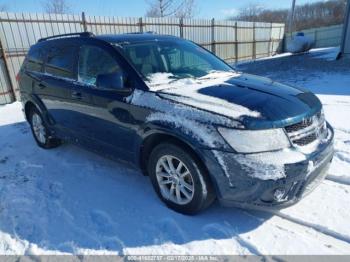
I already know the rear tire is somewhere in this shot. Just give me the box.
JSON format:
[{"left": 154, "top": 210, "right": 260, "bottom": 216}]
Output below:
[
  {"left": 29, "top": 107, "right": 61, "bottom": 149},
  {"left": 148, "top": 143, "right": 215, "bottom": 215}
]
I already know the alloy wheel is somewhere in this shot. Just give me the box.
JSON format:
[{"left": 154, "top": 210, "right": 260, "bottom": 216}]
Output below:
[
  {"left": 156, "top": 155, "right": 195, "bottom": 205},
  {"left": 32, "top": 113, "right": 47, "bottom": 144}
]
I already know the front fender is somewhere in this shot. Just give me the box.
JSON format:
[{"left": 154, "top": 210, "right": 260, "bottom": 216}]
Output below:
[
  {"left": 139, "top": 121, "right": 210, "bottom": 150},
  {"left": 137, "top": 122, "right": 203, "bottom": 156}
]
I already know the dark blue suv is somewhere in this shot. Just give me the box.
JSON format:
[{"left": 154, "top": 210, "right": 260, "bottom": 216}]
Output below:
[{"left": 18, "top": 32, "right": 334, "bottom": 214}]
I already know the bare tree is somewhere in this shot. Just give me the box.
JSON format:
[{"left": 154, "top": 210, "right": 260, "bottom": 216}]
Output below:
[
  {"left": 43, "top": 0, "right": 71, "bottom": 14},
  {"left": 175, "top": 0, "right": 197, "bottom": 19},
  {"left": 235, "top": 3, "right": 264, "bottom": 22},
  {"left": 145, "top": 0, "right": 197, "bottom": 18},
  {"left": 0, "top": 4, "right": 8, "bottom": 12}
]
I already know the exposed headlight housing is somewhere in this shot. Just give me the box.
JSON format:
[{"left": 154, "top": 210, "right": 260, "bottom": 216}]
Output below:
[{"left": 218, "top": 127, "right": 291, "bottom": 153}]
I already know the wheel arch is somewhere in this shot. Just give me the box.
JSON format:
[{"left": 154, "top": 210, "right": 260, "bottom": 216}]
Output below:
[
  {"left": 24, "top": 96, "right": 50, "bottom": 125},
  {"left": 139, "top": 132, "right": 214, "bottom": 189},
  {"left": 139, "top": 130, "right": 218, "bottom": 205},
  {"left": 24, "top": 100, "right": 37, "bottom": 121}
]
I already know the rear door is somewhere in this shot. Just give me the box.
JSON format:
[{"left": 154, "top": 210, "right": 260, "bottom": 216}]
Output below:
[{"left": 35, "top": 42, "right": 79, "bottom": 134}]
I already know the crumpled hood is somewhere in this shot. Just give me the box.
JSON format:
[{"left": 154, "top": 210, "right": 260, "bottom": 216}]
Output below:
[{"left": 157, "top": 73, "right": 322, "bottom": 129}]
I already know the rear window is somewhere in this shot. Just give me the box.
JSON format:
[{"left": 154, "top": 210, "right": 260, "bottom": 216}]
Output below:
[
  {"left": 25, "top": 48, "right": 44, "bottom": 72},
  {"left": 45, "top": 46, "right": 76, "bottom": 79}
]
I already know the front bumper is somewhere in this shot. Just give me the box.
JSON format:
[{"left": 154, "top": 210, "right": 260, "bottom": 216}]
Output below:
[{"left": 202, "top": 125, "right": 334, "bottom": 210}]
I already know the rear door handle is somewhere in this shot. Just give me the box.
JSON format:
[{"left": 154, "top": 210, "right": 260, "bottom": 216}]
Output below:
[
  {"left": 71, "top": 91, "right": 82, "bottom": 99},
  {"left": 38, "top": 83, "right": 46, "bottom": 89}
]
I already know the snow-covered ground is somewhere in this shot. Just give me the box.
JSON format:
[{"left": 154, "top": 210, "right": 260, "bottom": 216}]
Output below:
[{"left": 0, "top": 48, "right": 350, "bottom": 255}]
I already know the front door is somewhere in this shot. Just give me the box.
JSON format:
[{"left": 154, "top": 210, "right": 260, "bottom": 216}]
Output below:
[{"left": 69, "top": 43, "right": 137, "bottom": 162}]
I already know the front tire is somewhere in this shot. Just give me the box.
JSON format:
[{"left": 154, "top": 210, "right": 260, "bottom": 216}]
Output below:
[
  {"left": 148, "top": 143, "right": 215, "bottom": 215},
  {"left": 29, "top": 107, "right": 61, "bottom": 149}
]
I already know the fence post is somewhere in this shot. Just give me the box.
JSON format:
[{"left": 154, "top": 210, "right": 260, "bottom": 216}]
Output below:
[
  {"left": 211, "top": 18, "right": 216, "bottom": 55},
  {"left": 82, "top": 12, "right": 88, "bottom": 32},
  {"left": 180, "top": 18, "right": 184, "bottom": 38},
  {"left": 139, "top": 17, "right": 143, "bottom": 33},
  {"left": 0, "top": 38, "right": 15, "bottom": 101},
  {"left": 235, "top": 22, "right": 238, "bottom": 63},
  {"left": 314, "top": 29, "right": 318, "bottom": 48},
  {"left": 268, "top": 23, "right": 273, "bottom": 56},
  {"left": 278, "top": 26, "right": 285, "bottom": 54},
  {"left": 252, "top": 22, "right": 256, "bottom": 60}
]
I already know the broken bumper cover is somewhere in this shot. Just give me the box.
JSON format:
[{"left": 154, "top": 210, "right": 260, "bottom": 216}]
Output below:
[{"left": 202, "top": 125, "right": 334, "bottom": 209}]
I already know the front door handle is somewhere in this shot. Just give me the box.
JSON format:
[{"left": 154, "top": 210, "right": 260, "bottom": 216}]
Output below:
[{"left": 71, "top": 91, "right": 82, "bottom": 99}]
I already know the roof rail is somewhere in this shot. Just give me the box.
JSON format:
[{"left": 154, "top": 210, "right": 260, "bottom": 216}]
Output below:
[
  {"left": 127, "top": 31, "right": 157, "bottom": 35},
  {"left": 38, "top": 32, "right": 94, "bottom": 43}
]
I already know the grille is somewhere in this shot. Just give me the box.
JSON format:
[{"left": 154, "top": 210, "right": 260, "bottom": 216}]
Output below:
[
  {"left": 285, "top": 118, "right": 313, "bottom": 133},
  {"left": 285, "top": 110, "right": 327, "bottom": 146},
  {"left": 293, "top": 133, "right": 318, "bottom": 146}
]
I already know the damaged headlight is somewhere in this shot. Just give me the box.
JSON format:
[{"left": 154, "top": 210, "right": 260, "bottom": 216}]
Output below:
[{"left": 218, "top": 127, "right": 291, "bottom": 153}]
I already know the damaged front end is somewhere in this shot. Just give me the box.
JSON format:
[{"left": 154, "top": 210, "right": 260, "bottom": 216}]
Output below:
[
  {"left": 133, "top": 88, "right": 334, "bottom": 209},
  {"left": 204, "top": 111, "right": 334, "bottom": 209}
]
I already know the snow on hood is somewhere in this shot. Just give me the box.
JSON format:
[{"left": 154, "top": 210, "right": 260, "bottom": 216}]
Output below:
[
  {"left": 145, "top": 71, "right": 261, "bottom": 120},
  {"left": 146, "top": 71, "right": 237, "bottom": 90}
]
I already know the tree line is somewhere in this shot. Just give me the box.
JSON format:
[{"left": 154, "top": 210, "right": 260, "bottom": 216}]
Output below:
[{"left": 231, "top": 0, "right": 347, "bottom": 32}]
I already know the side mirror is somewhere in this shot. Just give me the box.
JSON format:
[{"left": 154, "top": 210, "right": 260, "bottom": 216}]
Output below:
[{"left": 96, "top": 72, "right": 132, "bottom": 95}]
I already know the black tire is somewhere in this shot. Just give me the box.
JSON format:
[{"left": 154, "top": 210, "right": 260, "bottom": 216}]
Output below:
[
  {"left": 148, "top": 143, "right": 215, "bottom": 215},
  {"left": 29, "top": 106, "right": 61, "bottom": 149}
]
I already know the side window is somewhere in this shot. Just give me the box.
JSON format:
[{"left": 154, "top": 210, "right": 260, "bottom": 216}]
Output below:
[
  {"left": 78, "top": 45, "right": 120, "bottom": 86},
  {"left": 167, "top": 49, "right": 182, "bottom": 70},
  {"left": 25, "top": 48, "right": 44, "bottom": 72},
  {"left": 184, "top": 50, "right": 211, "bottom": 71},
  {"left": 123, "top": 45, "right": 161, "bottom": 76},
  {"left": 45, "top": 46, "right": 76, "bottom": 79},
  {"left": 167, "top": 48, "right": 211, "bottom": 72}
]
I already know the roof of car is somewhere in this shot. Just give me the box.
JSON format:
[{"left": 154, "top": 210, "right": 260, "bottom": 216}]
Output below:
[
  {"left": 33, "top": 32, "right": 182, "bottom": 49},
  {"left": 95, "top": 33, "right": 180, "bottom": 44}
]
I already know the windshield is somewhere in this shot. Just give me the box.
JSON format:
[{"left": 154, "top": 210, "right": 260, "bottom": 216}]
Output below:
[{"left": 118, "top": 39, "right": 234, "bottom": 82}]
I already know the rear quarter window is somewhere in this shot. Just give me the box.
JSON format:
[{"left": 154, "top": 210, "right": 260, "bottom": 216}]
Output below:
[
  {"left": 25, "top": 48, "right": 44, "bottom": 72},
  {"left": 45, "top": 46, "right": 76, "bottom": 79}
]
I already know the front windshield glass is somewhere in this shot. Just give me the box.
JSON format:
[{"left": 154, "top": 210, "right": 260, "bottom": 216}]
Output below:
[{"left": 118, "top": 39, "right": 234, "bottom": 84}]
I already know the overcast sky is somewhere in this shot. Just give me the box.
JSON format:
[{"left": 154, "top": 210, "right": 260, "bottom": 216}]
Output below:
[{"left": 0, "top": 0, "right": 325, "bottom": 18}]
